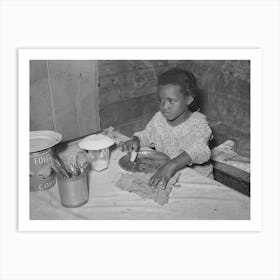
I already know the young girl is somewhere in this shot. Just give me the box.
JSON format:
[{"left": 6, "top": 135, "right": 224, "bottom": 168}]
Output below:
[{"left": 119, "top": 68, "right": 213, "bottom": 189}]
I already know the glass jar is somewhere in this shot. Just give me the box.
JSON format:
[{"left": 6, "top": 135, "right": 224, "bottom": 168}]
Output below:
[
  {"left": 57, "top": 172, "right": 89, "bottom": 208},
  {"left": 78, "top": 133, "right": 114, "bottom": 172},
  {"left": 88, "top": 148, "right": 110, "bottom": 171}
]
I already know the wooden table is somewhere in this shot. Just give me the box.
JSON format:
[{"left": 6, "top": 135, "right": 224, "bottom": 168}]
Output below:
[{"left": 30, "top": 133, "right": 250, "bottom": 220}]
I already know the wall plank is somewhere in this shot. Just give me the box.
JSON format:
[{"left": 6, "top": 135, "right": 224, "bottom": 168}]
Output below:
[
  {"left": 78, "top": 61, "right": 100, "bottom": 136},
  {"left": 30, "top": 77, "right": 54, "bottom": 131},
  {"left": 98, "top": 61, "right": 169, "bottom": 106},
  {"left": 47, "top": 61, "right": 80, "bottom": 140},
  {"left": 30, "top": 60, "right": 100, "bottom": 141},
  {"left": 30, "top": 60, "right": 48, "bottom": 84},
  {"left": 115, "top": 112, "right": 154, "bottom": 137},
  {"left": 99, "top": 93, "right": 158, "bottom": 129},
  {"left": 47, "top": 60, "right": 100, "bottom": 141}
]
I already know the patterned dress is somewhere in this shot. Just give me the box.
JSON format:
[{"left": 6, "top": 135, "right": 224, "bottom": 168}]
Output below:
[{"left": 134, "top": 111, "right": 213, "bottom": 177}]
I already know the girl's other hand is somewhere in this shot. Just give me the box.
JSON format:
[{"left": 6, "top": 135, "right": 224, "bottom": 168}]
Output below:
[
  {"left": 149, "top": 160, "right": 177, "bottom": 189},
  {"left": 119, "top": 137, "right": 140, "bottom": 153}
]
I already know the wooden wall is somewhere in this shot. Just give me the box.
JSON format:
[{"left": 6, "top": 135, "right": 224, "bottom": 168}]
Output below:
[
  {"left": 30, "top": 60, "right": 100, "bottom": 141},
  {"left": 98, "top": 60, "right": 250, "bottom": 156},
  {"left": 98, "top": 60, "right": 170, "bottom": 136},
  {"left": 30, "top": 60, "right": 250, "bottom": 157},
  {"left": 168, "top": 60, "right": 250, "bottom": 156},
  {"left": 168, "top": 61, "right": 250, "bottom": 133}
]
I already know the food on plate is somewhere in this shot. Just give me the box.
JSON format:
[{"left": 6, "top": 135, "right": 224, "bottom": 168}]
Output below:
[{"left": 119, "top": 149, "right": 170, "bottom": 173}]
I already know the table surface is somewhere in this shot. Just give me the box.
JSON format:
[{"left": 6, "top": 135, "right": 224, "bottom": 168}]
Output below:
[{"left": 30, "top": 133, "right": 250, "bottom": 220}]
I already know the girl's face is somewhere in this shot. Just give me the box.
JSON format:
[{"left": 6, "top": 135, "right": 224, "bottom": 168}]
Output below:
[{"left": 158, "top": 84, "right": 192, "bottom": 124}]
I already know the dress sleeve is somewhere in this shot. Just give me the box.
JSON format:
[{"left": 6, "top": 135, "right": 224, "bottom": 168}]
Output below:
[
  {"left": 133, "top": 114, "right": 158, "bottom": 147},
  {"left": 182, "top": 118, "right": 212, "bottom": 165}
]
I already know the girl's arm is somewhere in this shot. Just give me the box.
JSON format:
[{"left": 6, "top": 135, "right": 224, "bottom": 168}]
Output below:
[
  {"left": 149, "top": 151, "right": 191, "bottom": 189},
  {"left": 182, "top": 119, "right": 212, "bottom": 165},
  {"left": 149, "top": 118, "right": 212, "bottom": 189},
  {"left": 120, "top": 113, "right": 160, "bottom": 153},
  {"left": 171, "top": 150, "right": 192, "bottom": 170}
]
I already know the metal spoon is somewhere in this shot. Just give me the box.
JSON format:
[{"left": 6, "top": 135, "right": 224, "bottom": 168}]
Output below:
[
  {"left": 75, "top": 151, "right": 89, "bottom": 174},
  {"left": 68, "top": 162, "right": 80, "bottom": 177}
]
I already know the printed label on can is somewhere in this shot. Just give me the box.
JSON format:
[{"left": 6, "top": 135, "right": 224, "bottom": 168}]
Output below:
[{"left": 30, "top": 148, "right": 56, "bottom": 192}]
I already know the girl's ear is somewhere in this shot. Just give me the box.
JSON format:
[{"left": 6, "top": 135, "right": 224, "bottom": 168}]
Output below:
[{"left": 186, "top": 95, "right": 194, "bottom": 105}]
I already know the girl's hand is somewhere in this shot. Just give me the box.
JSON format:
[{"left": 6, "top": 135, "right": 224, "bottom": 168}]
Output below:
[
  {"left": 119, "top": 137, "right": 140, "bottom": 153},
  {"left": 149, "top": 160, "right": 177, "bottom": 189}
]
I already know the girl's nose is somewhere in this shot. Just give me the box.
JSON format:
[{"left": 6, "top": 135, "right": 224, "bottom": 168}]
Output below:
[{"left": 163, "top": 101, "right": 169, "bottom": 109}]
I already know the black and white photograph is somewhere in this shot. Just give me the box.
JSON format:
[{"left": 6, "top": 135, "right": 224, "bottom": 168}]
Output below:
[
  {"left": 25, "top": 53, "right": 255, "bottom": 222},
  {"left": 2, "top": 1, "right": 280, "bottom": 280}
]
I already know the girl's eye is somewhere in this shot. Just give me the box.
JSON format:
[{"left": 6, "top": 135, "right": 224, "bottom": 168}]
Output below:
[{"left": 169, "top": 100, "right": 175, "bottom": 104}]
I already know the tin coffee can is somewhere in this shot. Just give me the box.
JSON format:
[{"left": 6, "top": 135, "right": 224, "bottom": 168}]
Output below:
[
  {"left": 30, "top": 148, "right": 56, "bottom": 192},
  {"left": 30, "top": 130, "right": 62, "bottom": 191}
]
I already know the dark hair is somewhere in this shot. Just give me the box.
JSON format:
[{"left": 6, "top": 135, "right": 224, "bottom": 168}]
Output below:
[{"left": 157, "top": 68, "right": 197, "bottom": 98}]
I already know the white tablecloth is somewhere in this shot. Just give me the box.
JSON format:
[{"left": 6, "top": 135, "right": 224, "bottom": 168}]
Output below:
[{"left": 30, "top": 143, "right": 250, "bottom": 220}]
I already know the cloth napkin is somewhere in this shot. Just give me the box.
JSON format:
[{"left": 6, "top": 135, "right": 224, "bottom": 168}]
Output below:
[{"left": 115, "top": 172, "right": 181, "bottom": 206}]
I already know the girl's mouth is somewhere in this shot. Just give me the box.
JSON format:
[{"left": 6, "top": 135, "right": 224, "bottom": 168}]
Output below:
[
  {"left": 163, "top": 114, "right": 173, "bottom": 119},
  {"left": 163, "top": 112, "right": 172, "bottom": 117}
]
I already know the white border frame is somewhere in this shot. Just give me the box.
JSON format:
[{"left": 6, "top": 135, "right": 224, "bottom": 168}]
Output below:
[{"left": 19, "top": 48, "right": 262, "bottom": 232}]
